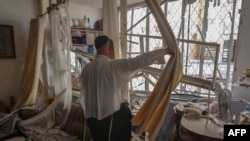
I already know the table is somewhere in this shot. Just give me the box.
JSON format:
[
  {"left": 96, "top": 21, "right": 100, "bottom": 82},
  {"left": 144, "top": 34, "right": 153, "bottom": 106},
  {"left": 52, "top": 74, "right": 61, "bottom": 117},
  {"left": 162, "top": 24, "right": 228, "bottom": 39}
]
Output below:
[{"left": 178, "top": 116, "right": 224, "bottom": 141}]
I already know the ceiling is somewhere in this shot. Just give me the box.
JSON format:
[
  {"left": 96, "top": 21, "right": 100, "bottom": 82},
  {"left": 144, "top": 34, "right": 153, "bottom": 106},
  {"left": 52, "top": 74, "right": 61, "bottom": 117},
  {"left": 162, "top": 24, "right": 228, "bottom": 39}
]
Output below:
[{"left": 70, "top": 0, "right": 145, "bottom": 9}]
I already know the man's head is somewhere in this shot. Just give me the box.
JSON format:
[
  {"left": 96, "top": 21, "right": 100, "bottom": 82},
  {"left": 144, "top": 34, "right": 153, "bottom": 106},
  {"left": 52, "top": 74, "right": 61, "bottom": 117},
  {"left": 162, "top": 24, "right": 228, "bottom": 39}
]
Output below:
[
  {"left": 95, "top": 35, "right": 114, "bottom": 59},
  {"left": 95, "top": 35, "right": 109, "bottom": 49}
]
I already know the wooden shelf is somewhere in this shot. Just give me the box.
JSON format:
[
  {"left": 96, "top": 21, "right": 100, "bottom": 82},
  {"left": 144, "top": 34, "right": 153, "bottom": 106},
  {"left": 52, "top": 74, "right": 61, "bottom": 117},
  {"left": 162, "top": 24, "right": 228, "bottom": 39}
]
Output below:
[
  {"left": 71, "top": 27, "right": 103, "bottom": 33},
  {"left": 71, "top": 26, "right": 90, "bottom": 29},
  {"left": 73, "top": 43, "right": 85, "bottom": 47}
]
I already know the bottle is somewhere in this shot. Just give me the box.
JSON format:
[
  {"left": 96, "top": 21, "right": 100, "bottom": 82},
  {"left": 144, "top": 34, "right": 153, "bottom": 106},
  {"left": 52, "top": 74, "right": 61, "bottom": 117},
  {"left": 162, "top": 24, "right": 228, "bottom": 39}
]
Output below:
[
  {"left": 85, "top": 17, "right": 90, "bottom": 28},
  {"left": 80, "top": 15, "right": 88, "bottom": 28},
  {"left": 84, "top": 16, "right": 90, "bottom": 28}
]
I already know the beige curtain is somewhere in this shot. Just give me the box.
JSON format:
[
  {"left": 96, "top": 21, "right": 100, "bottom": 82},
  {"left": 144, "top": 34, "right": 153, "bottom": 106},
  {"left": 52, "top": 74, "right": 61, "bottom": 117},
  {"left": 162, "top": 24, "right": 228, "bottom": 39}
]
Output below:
[
  {"left": 14, "top": 17, "right": 45, "bottom": 109},
  {"left": 103, "top": 0, "right": 121, "bottom": 59},
  {"left": 132, "top": 0, "right": 183, "bottom": 140}
]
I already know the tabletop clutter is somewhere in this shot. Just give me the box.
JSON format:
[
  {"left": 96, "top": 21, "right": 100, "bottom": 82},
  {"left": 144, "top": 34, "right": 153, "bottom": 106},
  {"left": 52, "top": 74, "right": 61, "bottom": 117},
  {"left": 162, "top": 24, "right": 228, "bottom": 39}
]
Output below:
[{"left": 173, "top": 99, "right": 250, "bottom": 136}]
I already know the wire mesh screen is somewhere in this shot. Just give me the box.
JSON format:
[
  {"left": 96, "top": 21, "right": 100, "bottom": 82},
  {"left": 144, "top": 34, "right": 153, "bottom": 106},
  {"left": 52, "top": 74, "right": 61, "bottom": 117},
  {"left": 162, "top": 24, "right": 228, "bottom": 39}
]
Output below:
[{"left": 126, "top": 0, "right": 242, "bottom": 98}]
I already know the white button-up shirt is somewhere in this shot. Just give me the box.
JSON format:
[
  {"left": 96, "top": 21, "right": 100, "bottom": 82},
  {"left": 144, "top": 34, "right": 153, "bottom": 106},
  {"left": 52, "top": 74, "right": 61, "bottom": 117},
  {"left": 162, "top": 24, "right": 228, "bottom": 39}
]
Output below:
[{"left": 80, "top": 49, "right": 167, "bottom": 120}]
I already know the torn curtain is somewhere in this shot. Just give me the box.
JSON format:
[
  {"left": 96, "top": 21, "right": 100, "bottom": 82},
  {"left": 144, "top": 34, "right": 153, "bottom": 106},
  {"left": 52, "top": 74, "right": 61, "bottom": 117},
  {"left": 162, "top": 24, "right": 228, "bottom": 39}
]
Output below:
[
  {"left": 131, "top": 0, "right": 183, "bottom": 140},
  {"left": 14, "top": 18, "right": 45, "bottom": 109}
]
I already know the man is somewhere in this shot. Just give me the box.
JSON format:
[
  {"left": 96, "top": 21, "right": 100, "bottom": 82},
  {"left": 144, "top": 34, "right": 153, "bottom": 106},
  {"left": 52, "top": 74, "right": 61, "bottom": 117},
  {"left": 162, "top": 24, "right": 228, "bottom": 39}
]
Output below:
[{"left": 80, "top": 35, "right": 173, "bottom": 141}]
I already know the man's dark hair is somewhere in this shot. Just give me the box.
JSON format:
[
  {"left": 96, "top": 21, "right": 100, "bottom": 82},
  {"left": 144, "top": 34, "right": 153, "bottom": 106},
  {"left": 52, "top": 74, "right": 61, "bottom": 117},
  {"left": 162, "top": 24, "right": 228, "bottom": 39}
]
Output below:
[{"left": 95, "top": 35, "right": 109, "bottom": 49}]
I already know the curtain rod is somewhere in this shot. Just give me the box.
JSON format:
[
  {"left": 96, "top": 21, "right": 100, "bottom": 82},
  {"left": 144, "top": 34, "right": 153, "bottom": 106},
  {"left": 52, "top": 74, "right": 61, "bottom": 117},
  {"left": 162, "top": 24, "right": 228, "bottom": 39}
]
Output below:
[{"left": 34, "top": 0, "right": 66, "bottom": 21}]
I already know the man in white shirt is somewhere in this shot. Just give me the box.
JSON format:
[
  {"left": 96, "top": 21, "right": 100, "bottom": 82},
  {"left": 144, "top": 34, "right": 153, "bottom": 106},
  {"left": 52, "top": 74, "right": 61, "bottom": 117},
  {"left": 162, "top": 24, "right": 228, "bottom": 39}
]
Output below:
[{"left": 80, "top": 35, "right": 173, "bottom": 141}]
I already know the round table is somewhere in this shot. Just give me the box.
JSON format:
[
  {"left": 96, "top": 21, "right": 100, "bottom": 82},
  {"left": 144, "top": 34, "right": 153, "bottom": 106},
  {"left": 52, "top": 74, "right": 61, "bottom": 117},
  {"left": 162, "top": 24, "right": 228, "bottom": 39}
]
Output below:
[{"left": 178, "top": 116, "right": 224, "bottom": 141}]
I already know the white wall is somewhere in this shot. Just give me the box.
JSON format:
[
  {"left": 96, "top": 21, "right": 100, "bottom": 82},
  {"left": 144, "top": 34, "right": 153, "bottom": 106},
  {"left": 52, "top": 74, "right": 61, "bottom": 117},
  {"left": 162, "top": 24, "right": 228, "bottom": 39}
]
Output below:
[
  {"left": 232, "top": 0, "right": 250, "bottom": 101},
  {"left": 68, "top": 3, "right": 103, "bottom": 29},
  {"left": 0, "top": 1, "right": 102, "bottom": 107},
  {"left": 0, "top": 0, "right": 37, "bottom": 107}
]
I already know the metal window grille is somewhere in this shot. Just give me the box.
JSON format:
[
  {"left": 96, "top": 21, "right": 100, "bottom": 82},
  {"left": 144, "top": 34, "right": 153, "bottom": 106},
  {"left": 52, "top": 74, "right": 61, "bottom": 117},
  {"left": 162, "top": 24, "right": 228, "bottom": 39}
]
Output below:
[{"left": 125, "top": 0, "right": 242, "bottom": 99}]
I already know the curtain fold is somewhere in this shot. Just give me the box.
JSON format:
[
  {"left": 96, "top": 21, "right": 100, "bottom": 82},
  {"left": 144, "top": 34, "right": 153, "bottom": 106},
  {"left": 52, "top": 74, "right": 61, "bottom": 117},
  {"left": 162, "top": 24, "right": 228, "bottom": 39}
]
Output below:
[
  {"left": 43, "top": 1, "right": 72, "bottom": 127},
  {"left": 103, "top": 0, "right": 121, "bottom": 59},
  {"left": 131, "top": 0, "right": 183, "bottom": 140},
  {"left": 14, "top": 17, "right": 45, "bottom": 109}
]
